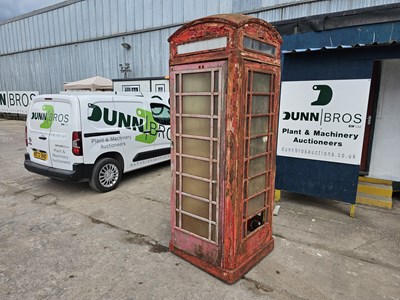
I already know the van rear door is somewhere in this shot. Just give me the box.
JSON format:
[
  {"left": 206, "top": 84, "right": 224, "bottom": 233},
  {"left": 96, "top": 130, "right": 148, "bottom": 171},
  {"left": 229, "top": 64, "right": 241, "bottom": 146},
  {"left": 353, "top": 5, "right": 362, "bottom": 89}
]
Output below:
[
  {"left": 48, "top": 96, "right": 82, "bottom": 171},
  {"left": 27, "top": 97, "right": 54, "bottom": 167}
]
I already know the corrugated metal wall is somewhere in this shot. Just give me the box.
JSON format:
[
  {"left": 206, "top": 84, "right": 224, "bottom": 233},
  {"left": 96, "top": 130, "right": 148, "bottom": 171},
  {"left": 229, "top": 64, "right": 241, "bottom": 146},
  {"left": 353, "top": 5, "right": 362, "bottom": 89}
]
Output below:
[{"left": 1, "top": 0, "right": 399, "bottom": 93}]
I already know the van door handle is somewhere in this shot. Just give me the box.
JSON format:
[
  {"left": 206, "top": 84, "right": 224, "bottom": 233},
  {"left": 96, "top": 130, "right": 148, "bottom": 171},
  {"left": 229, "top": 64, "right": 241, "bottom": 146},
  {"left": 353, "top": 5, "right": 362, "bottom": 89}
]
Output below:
[{"left": 39, "top": 136, "right": 47, "bottom": 140}]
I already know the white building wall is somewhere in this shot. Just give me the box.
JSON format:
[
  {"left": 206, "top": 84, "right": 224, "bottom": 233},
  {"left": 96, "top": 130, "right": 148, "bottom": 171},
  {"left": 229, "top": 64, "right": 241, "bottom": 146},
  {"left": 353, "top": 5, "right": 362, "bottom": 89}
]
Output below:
[{"left": 368, "top": 59, "right": 400, "bottom": 181}]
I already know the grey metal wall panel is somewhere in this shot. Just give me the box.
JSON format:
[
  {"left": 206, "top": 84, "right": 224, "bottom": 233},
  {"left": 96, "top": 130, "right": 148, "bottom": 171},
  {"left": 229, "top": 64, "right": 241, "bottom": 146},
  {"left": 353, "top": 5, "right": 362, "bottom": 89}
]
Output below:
[
  {"left": 134, "top": 0, "right": 144, "bottom": 30},
  {"left": 219, "top": 0, "right": 234, "bottom": 14},
  {"left": 172, "top": 0, "right": 184, "bottom": 24},
  {"left": 2, "top": 0, "right": 400, "bottom": 55},
  {"left": 143, "top": 0, "right": 153, "bottom": 28},
  {"left": 118, "top": 0, "right": 128, "bottom": 33},
  {"left": 1, "top": 0, "right": 400, "bottom": 94},
  {"left": 152, "top": 0, "right": 163, "bottom": 27},
  {"left": 126, "top": 0, "right": 135, "bottom": 31},
  {"left": 183, "top": 0, "right": 196, "bottom": 23},
  {"left": 256, "top": 9, "right": 283, "bottom": 23},
  {"left": 162, "top": 0, "right": 174, "bottom": 26},
  {"left": 0, "top": 27, "right": 4, "bottom": 55}
]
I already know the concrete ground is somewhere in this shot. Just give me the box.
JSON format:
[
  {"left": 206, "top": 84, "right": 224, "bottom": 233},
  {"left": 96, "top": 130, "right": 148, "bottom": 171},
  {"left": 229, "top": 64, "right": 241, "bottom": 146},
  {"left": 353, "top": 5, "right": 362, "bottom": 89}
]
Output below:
[{"left": 0, "top": 118, "right": 399, "bottom": 300}]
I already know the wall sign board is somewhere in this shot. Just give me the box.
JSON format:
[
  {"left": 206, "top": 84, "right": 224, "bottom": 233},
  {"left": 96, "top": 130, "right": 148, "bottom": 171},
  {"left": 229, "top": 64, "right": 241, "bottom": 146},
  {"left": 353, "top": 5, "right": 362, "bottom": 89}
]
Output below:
[
  {"left": 277, "top": 80, "right": 371, "bottom": 165},
  {"left": 0, "top": 91, "right": 39, "bottom": 114}
]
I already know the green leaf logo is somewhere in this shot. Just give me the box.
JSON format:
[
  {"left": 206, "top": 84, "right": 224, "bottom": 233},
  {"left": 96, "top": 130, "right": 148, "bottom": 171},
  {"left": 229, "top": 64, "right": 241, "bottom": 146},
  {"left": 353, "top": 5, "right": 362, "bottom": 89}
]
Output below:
[
  {"left": 40, "top": 105, "right": 54, "bottom": 129},
  {"left": 135, "top": 108, "right": 159, "bottom": 144}
]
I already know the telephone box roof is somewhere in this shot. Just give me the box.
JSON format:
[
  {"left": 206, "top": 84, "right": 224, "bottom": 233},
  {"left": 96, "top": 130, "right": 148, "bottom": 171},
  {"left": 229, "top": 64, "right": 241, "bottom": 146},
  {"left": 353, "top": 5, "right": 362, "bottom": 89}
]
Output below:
[{"left": 168, "top": 14, "right": 282, "bottom": 44}]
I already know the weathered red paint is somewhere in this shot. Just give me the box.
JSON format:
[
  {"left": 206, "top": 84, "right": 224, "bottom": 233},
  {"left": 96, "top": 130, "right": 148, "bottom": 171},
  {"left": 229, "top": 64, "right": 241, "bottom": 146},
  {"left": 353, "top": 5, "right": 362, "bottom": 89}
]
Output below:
[{"left": 169, "top": 14, "right": 282, "bottom": 284}]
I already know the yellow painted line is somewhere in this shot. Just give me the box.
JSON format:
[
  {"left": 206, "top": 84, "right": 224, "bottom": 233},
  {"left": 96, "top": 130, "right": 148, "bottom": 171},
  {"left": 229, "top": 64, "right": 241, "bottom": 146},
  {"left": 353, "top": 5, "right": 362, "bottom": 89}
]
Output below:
[
  {"left": 356, "top": 197, "right": 393, "bottom": 209},
  {"left": 274, "top": 189, "right": 281, "bottom": 202},
  {"left": 357, "top": 185, "right": 392, "bottom": 198},
  {"left": 358, "top": 176, "right": 392, "bottom": 186}
]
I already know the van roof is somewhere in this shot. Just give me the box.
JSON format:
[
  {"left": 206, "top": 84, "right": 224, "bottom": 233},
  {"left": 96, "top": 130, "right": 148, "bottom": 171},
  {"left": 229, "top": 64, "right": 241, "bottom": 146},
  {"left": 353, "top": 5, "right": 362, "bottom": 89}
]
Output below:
[{"left": 33, "top": 94, "right": 168, "bottom": 104}]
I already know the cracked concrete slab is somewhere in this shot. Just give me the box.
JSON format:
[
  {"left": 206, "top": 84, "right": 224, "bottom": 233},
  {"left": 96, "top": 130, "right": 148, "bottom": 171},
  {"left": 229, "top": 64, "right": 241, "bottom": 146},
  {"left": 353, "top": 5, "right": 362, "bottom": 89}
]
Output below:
[{"left": 1, "top": 119, "right": 400, "bottom": 299}]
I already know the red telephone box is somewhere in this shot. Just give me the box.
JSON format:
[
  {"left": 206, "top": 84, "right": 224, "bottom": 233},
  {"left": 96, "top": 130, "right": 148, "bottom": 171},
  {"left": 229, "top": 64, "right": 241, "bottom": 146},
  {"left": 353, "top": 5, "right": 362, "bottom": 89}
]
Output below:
[{"left": 169, "top": 14, "right": 282, "bottom": 283}]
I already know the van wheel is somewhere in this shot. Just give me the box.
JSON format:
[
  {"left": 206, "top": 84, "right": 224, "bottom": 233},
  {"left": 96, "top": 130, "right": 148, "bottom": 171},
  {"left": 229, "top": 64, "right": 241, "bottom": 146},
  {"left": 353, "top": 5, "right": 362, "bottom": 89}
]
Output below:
[{"left": 90, "top": 158, "right": 122, "bottom": 192}]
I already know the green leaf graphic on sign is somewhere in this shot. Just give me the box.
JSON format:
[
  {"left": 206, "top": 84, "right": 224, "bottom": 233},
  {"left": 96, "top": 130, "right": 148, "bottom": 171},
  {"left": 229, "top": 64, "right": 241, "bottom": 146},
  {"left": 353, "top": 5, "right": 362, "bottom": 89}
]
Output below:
[
  {"left": 311, "top": 85, "right": 333, "bottom": 106},
  {"left": 135, "top": 108, "right": 158, "bottom": 144},
  {"left": 40, "top": 105, "right": 54, "bottom": 128}
]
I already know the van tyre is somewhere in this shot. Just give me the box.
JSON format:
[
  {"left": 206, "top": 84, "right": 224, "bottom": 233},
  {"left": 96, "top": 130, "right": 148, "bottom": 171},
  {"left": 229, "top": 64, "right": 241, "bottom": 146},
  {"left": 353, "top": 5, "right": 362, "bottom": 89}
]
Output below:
[{"left": 90, "top": 158, "right": 122, "bottom": 192}]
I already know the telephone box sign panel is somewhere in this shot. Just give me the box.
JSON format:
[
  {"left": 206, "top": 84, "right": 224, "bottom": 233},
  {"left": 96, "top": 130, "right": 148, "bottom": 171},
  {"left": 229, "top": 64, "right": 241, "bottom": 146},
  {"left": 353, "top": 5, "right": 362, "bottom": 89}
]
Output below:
[
  {"left": 277, "top": 80, "right": 370, "bottom": 165},
  {"left": 177, "top": 37, "right": 228, "bottom": 54}
]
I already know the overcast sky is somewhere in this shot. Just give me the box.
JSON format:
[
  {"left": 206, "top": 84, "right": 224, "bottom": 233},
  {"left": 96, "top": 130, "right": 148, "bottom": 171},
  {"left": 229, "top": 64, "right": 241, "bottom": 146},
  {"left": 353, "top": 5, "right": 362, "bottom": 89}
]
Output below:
[{"left": 0, "top": 0, "right": 65, "bottom": 21}]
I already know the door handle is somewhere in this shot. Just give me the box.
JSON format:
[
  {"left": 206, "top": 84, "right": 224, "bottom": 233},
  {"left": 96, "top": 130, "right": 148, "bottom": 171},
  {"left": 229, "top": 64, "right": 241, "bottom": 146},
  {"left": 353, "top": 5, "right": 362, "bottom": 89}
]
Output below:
[{"left": 39, "top": 136, "right": 47, "bottom": 140}]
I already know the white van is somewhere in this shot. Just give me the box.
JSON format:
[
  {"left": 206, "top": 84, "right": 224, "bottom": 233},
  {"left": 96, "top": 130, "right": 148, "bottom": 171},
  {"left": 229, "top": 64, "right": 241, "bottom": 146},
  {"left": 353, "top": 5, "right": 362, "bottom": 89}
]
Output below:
[{"left": 24, "top": 94, "right": 171, "bottom": 192}]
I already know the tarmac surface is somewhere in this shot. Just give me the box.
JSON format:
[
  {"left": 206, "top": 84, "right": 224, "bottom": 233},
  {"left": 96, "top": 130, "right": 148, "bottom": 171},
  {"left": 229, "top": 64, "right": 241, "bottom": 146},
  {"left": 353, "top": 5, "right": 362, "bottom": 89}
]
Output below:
[{"left": 1, "top": 118, "right": 399, "bottom": 299}]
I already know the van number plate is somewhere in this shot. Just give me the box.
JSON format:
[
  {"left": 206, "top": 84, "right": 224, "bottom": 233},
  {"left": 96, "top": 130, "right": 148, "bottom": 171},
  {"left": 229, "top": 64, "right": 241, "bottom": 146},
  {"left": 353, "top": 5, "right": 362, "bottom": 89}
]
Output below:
[{"left": 33, "top": 151, "right": 48, "bottom": 161}]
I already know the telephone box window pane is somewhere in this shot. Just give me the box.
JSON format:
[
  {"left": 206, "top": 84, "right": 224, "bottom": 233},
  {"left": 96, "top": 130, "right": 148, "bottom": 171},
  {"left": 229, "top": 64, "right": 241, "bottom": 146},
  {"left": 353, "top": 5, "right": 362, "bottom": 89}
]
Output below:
[
  {"left": 211, "top": 224, "right": 216, "bottom": 242},
  {"left": 212, "top": 204, "right": 217, "bottom": 222},
  {"left": 182, "top": 195, "right": 209, "bottom": 219},
  {"left": 176, "top": 97, "right": 181, "bottom": 113},
  {"left": 252, "top": 73, "right": 271, "bottom": 93},
  {"left": 246, "top": 212, "right": 265, "bottom": 234},
  {"left": 250, "top": 117, "right": 269, "bottom": 136},
  {"left": 182, "top": 214, "right": 208, "bottom": 239},
  {"left": 213, "top": 96, "right": 219, "bottom": 115},
  {"left": 175, "top": 117, "right": 180, "bottom": 133},
  {"left": 182, "top": 138, "right": 210, "bottom": 158},
  {"left": 182, "top": 157, "right": 209, "bottom": 178},
  {"left": 214, "top": 71, "right": 219, "bottom": 92},
  {"left": 212, "top": 183, "right": 217, "bottom": 200},
  {"left": 182, "top": 176, "right": 209, "bottom": 199},
  {"left": 182, "top": 117, "right": 210, "bottom": 137},
  {"left": 249, "top": 156, "right": 266, "bottom": 177},
  {"left": 247, "top": 193, "right": 265, "bottom": 217},
  {"left": 213, "top": 141, "right": 218, "bottom": 160},
  {"left": 244, "top": 37, "right": 276, "bottom": 56},
  {"left": 175, "top": 74, "right": 180, "bottom": 92},
  {"left": 248, "top": 174, "right": 266, "bottom": 197},
  {"left": 176, "top": 174, "right": 180, "bottom": 188},
  {"left": 175, "top": 192, "right": 180, "bottom": 209},
  {"left": 182, "top": 96, "right": 211, "bottom": 115},
  {"left": 250, "top": 136, "right": 268, "bottom": 156},
  {"left": 182, "top": 72, "right": 211, "bottom": 92},
  {"left": 212, "top": 163, "right": 217, "bottom": 180},
  {"left": 213, "top": 119, "right": 218, "bottom": 138},
  {"left": 252, "top": 96, "right": 270, "bottom": 114}
]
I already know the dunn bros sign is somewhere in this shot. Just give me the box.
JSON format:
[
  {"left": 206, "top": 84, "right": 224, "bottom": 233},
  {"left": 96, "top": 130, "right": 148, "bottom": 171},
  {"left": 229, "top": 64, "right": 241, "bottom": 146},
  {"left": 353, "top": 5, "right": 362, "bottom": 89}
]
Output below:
[
  {"left": 0, "top": 91, "right": 38, "bottom": 114},
  {"left": 277, "top": 80, "right": 371, "bottom": 165}
]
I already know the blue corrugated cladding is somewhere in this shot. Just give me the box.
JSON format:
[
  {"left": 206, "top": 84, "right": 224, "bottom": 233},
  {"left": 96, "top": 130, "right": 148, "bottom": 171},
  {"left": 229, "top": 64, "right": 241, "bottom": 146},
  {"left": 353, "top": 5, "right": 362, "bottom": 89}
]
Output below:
[{"left": 282, "top": 21, "right": 400, "bottom": 51}]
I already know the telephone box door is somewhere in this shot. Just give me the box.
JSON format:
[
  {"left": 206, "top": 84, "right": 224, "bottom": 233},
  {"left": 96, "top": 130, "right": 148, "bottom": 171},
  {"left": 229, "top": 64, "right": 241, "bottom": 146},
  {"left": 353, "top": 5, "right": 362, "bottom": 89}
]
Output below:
[
  {"left": 171, "top": 61, "right": 227, "bottom": 263},
  {"left": 238, "top": 61, "right": 280, "bottom": 258}
]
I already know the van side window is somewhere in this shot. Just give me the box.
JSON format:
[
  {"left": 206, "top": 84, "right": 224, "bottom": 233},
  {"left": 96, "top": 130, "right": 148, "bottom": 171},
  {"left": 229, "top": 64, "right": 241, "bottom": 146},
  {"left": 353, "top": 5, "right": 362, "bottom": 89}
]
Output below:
[{"left": 150, "top": 103, "right": 170, "bottom": 125}]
